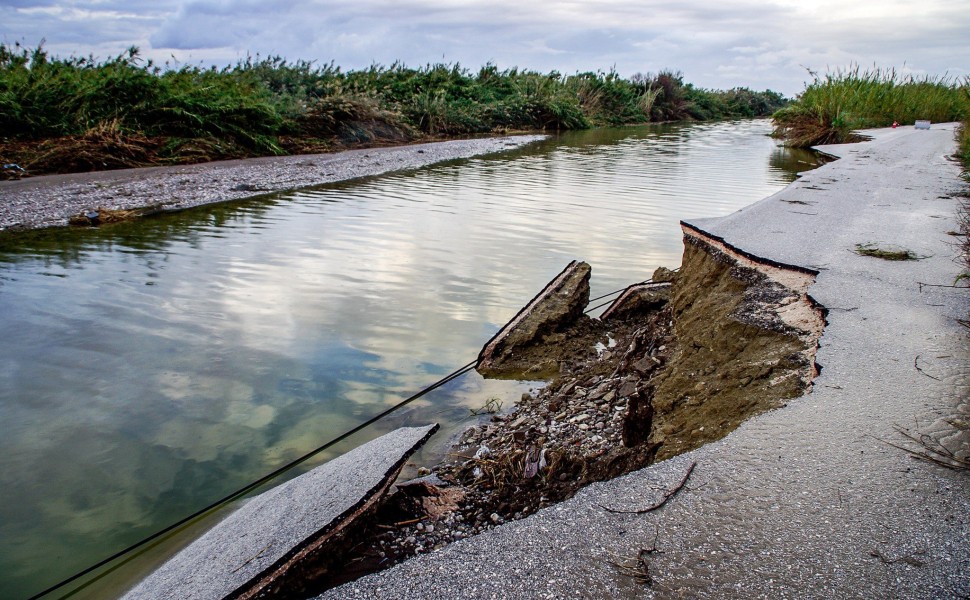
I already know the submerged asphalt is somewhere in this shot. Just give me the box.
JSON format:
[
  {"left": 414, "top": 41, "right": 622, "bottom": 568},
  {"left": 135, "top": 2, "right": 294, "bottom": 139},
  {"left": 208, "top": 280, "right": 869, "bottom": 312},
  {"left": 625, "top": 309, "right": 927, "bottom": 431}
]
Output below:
[{"left": 317, "top": 124, "right": 969, "bottom": 599}]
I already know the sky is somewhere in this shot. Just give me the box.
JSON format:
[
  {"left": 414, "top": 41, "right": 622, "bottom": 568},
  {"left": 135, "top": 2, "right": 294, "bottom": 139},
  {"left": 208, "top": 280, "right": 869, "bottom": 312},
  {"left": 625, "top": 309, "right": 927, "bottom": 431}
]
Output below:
[{"left": 3, "top": 0, "right": 968, "bottom": 97}]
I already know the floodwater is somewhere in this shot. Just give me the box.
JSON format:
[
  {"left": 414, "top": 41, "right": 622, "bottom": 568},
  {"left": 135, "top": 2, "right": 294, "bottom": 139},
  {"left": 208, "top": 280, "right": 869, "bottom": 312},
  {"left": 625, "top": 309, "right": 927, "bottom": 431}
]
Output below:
[{"left": 0, "top": 119, "right": 824, "bottom": 599}]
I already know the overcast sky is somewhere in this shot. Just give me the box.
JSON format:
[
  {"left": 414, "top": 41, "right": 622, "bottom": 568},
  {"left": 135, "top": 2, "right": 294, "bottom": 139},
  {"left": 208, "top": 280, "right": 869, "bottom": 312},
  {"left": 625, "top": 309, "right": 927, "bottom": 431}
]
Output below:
[{"left": 4, "top": 0, "right": 968, "bottom": 96}]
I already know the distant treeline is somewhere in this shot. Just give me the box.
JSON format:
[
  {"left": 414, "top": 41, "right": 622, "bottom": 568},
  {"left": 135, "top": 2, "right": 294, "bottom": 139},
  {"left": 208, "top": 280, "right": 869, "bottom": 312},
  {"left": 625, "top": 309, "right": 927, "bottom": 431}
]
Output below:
[{"left": 0, "top": 43, "right": 787, "bottom": 175}]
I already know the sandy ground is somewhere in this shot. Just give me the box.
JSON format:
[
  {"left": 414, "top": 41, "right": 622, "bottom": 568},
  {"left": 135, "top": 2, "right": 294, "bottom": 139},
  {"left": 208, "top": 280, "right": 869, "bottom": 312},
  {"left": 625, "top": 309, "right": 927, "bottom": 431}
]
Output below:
[
  {"left": 315, "top": 124, "right": 969, "bottom": 599},
  {"left": 0, "top": 136, "right": 545, "bottom": 232}
]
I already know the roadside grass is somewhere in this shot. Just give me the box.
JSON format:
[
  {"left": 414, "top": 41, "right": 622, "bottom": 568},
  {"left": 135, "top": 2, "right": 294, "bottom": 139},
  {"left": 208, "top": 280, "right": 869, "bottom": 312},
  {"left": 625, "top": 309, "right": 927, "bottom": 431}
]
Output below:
[
  {"left": 1, "top": 43, "right": 789, "bottom": 176},
  {"left": 958, "top": 118, "right": 970, "bottom": 324},
  {"left": 852, "top": 243, "right": 920, "bottom": 261},
  {"left": 773, "top": 66, "right": 970, "bottom": 147}
]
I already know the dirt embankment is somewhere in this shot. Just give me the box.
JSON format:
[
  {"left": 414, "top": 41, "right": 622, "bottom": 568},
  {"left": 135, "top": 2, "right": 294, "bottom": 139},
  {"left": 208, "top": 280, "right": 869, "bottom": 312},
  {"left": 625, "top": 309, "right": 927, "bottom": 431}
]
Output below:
[
  {"left": 278, "top": 224, "right": 827, "bottom": 598},
  {"left": 649, "top": 224, "right": 824, "bottom": 460}
]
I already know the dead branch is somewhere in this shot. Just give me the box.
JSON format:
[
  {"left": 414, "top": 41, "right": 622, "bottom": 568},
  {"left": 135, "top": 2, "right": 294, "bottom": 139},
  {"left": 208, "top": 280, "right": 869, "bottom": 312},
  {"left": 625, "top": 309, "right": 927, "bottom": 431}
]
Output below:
[
  {"left": 606, "top": 527, "right": 660, "bottom": 586},
  {"left": 600, "top": 462, "right": 696, "bottom": 514},
  {"left": 913, "top": 355, "right": 941, "bottom": 381}
]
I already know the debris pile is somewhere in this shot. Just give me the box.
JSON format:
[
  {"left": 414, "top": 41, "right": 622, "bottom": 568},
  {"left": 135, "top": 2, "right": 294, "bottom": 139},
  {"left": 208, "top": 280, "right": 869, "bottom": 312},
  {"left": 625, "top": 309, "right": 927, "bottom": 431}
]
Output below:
[{"left": 323, "top": 230, "right": 825, "bottom": 595}]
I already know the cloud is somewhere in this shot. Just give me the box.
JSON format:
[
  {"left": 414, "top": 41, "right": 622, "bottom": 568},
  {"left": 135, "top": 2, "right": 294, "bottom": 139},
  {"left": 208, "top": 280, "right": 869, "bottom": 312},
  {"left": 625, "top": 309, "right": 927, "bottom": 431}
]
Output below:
[{"left": 5, "top": 0, "right": 970, "bottom": 96}]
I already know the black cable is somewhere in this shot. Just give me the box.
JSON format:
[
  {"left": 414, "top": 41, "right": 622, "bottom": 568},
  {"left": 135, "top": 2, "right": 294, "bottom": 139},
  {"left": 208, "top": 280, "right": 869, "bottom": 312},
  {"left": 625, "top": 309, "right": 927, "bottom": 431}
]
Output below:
[
  {"left": 27, "top": 360, "right": 478, "bottom": 600},
  {"left": 587, "top": 280, "right": 648, "bottom": 304}
]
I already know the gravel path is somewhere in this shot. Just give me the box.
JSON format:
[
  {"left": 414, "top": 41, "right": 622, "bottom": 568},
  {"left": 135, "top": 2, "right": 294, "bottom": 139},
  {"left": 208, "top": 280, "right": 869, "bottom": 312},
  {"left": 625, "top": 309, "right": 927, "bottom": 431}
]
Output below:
[
  {"left": 317, "top": 124, "right": 969, "bottom": 599},
  {"left": 0, "top": 136, "right": 545, "bottom": 232}
]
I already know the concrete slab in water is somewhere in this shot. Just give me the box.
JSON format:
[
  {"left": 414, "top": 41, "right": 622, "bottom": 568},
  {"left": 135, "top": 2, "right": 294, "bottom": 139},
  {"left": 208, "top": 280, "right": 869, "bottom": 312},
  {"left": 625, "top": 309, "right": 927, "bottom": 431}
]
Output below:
[
  {"left": 476, "top": 260, "right": 591, "bottom": 378},
  {"left": 122, "top": 424, "right": 437, "bottom": 600}
]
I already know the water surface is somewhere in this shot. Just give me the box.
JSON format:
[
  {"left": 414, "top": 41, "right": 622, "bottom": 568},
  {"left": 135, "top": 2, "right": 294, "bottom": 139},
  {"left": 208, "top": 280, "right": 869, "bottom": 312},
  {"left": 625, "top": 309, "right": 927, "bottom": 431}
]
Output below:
[{"left": 0, "top": 119, "right": 824, "bottom": 598}]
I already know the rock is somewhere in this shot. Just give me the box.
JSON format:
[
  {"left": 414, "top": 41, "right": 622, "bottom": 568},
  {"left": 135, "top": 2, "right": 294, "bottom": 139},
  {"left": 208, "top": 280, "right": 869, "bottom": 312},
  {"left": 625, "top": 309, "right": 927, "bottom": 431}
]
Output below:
[
  {"left": 631, "top": 355, "right": 661, "bottom": 376},
  {"left": 601, "top": 282, "right": 672, "bottom": 321},
  {"left": 652, "top": 266, "right": 678, "bottom": 283},
  {"left": 476, "top": 261, "right": 592, "bottom": 378},
  {"left": 623, "top": 386, "right": 655, "bottom": 447},
  {"left": 618, "top": 379, "right": 638, "bottom": 398}
]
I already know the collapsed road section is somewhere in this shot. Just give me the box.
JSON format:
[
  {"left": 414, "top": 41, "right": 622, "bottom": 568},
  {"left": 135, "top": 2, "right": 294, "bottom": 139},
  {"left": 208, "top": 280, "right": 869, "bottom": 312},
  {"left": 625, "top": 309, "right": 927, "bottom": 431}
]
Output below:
[{"left": 317, "top": 124, "right": 969, "bottom": 599}]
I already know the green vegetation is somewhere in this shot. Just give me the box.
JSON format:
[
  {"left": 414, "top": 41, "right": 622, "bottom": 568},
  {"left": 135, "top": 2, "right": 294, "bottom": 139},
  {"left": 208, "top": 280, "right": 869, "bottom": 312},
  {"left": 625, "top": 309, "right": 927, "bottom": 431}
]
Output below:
[
  {"left": 0, "top": 43, "right": 787, "bottom": 175},
  {"left": 853, "top": 243, "right": 919, "bottom": 261},
  {"left": 773, "top": 66, "right": 970, "bottom": 148},
  {"left": 959, "top": 117, "right": 970, "bottom": 166}
]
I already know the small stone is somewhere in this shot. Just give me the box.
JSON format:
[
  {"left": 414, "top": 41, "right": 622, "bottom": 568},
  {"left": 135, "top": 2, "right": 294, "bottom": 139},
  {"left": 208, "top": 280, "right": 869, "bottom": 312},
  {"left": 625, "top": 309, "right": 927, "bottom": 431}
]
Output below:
[
  {"left": 416, "top": 523, "right": 425, "bottom": 531},
  {"left": 490, "top": 513, "right": 501, "bottom": 523},
  {"left": 579, "top": 423, "right": 590, "bottom": 430},
  {"left": 425, "top": 524, "right": 435, "bottom": 533}
]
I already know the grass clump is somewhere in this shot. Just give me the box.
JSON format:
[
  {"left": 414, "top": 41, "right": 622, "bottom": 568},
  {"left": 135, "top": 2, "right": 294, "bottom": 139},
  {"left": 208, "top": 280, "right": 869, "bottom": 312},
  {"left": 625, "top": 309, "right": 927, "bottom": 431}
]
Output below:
[
  {"left": 853, "top": 243, "right": 919, "bottom": 261},
  {"left": 773, "top": 65, "right": 970, "bottom": 147},
  {"left": 0, "top": 43, "right": 789, "bottom": 176}
]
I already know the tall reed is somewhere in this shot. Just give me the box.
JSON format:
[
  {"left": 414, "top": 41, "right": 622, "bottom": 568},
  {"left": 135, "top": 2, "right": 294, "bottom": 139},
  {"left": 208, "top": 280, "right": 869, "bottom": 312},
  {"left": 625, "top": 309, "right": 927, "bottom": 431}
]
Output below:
[{"left": 773, "top": 65, "right": 970, "bottom": 147}]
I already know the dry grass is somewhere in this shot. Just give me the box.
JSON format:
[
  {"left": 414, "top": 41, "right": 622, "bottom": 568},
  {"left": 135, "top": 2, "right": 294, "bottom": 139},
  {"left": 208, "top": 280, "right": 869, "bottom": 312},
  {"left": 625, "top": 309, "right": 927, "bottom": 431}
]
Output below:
[{"left": 68, "top": 206, "right": 142, "bottom": 226}]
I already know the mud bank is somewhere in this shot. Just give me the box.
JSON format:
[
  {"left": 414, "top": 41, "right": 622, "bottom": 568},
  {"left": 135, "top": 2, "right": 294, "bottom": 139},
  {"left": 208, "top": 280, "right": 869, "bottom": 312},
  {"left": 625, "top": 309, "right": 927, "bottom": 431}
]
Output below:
[
  {"left": 317, "top": 124, "right": 969, "bottom": 599},
  {"left": 0, "top": 135, "right": 544, "bottom": 232}
]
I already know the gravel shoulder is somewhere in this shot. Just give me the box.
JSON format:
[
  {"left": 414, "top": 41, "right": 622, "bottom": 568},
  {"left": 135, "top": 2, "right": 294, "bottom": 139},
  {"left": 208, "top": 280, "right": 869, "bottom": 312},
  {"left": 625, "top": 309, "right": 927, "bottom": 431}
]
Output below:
[
  {"left": 317, "top": 124, "right": 969, "bottom": 599},
  {"left": 0, "top": 136, "right": 545, "bottom": 232}
]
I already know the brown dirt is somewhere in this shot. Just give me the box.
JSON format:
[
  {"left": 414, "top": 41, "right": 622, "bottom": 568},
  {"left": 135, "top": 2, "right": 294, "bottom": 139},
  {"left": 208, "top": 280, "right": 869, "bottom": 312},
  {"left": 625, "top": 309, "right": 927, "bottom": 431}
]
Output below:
[
  {"left": 646, "top": 230, "right": 824, "bottom": 460},
  {"left": 0, "top": 122, "right": 423, "bottom": 179}
]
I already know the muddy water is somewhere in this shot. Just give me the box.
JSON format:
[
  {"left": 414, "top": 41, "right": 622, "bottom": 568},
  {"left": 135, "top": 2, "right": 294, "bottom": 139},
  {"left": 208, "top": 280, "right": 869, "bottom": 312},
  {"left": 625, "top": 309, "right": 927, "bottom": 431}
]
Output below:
[{"left": 0, "top": 120, "right": 823, "bottom": 599}]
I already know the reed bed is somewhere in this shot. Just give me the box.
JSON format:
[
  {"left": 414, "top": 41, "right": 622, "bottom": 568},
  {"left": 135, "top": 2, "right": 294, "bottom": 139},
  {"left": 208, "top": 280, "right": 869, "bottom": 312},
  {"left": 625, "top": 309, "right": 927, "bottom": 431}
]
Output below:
[
  {"left": 773, "top": 66, "right": 970, "bottom": 147},
  {"left": 1, "top": 43, "right": 787, "bottom": 175}
]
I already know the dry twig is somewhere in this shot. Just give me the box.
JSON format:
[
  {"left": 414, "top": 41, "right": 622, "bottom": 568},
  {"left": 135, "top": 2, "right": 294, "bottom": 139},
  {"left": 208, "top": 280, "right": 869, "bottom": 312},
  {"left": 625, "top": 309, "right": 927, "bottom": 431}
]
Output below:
[
  {"left": 873, "top": 426, "right": 969, "bottom": 471},
  {"left": 600, "top": 462, "right": 696, "bottom": 514},
  {"left": 913, "top": 355, "right": 942, "bottom": 381}
]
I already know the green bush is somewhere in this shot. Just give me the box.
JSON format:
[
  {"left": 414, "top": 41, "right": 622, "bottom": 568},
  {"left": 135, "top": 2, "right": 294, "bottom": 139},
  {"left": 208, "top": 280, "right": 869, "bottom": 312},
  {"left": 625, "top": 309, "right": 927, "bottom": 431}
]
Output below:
[{"left": 0, "top": 42, "right": 790, "bottom": 174}]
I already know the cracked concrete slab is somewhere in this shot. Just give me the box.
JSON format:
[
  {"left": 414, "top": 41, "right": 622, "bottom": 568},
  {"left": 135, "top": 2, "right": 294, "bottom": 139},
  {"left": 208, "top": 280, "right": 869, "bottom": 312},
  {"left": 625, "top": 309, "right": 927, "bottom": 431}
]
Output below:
[
  {"left": 316, "top": 124, "right": 969, "bottom": 599},
  {"left": 122, "top": 424, "right": 437, "bottom": 600}
]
